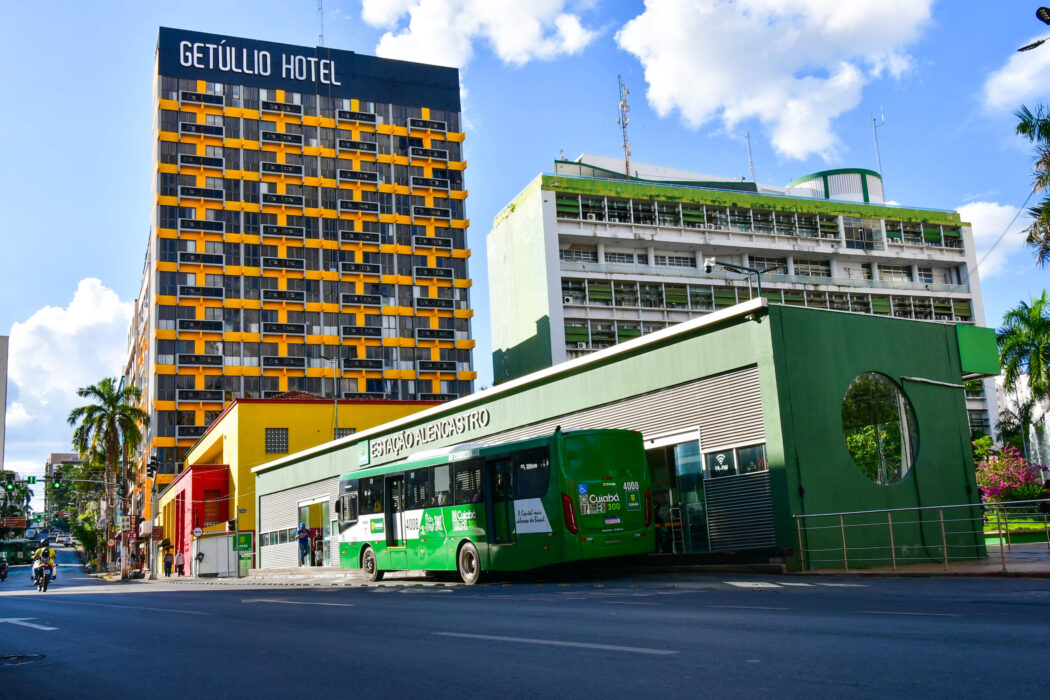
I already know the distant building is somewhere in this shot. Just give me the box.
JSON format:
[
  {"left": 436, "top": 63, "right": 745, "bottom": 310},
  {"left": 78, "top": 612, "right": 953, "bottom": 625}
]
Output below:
[
  {"left": 125, "top": 28, "right": 476, "bottom": 525},
  {"left": 487, "top": 154, "right": 996, "bottom": 435}
]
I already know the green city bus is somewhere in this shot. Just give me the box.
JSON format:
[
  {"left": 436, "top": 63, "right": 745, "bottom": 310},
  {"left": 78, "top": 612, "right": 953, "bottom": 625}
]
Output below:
[
  {"left": 0, "top": 538, "right": 33, "bottom": 564},
  {"left": 335, "top": 429, "right": 653, "bottom": 584}
]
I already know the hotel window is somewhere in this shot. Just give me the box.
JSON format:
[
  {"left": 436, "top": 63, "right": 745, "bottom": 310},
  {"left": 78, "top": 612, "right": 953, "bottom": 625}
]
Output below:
[
  {"left": 878, "top": 264, "right": 912, "bottom": 282},
  {"left": 605, "top": 252, "right": 634, "bottom": 264},
  {"left": 614, "top": 281, "right": 639, "bottom": 307},
  {"left": 749, "top": 256, "right": 786, "bottom": 273},
  {"left": 916, "top": 267, "right": 934, "bottom": 284},
  {"left": 654, "top": 255, "right": 696, "bottom": 268},
  {"left": 794, "top": 259, "right": 831, "bottom": 278},
  {"left": 843, "top": 217, "right": 880, "bottom": 251},
  {"left": 559, "top": 248, "right": 598, "bottom": 262}
]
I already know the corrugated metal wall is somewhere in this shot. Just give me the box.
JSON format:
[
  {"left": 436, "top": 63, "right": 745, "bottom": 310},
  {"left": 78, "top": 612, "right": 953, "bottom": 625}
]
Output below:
[
  {"left": 704, "top": 471, "right": 776, "bottom": 551},
  {"left": 258, "top": 477, "right": 339, "bottom": 569},
  {"left": 481, "top": 365, "right": 763, "bottom": 451}
]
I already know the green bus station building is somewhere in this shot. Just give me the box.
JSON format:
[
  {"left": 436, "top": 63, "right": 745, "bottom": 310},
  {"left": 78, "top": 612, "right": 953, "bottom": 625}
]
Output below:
[{"left": 252, "top": 300, "right": 998, "bottom": 571}]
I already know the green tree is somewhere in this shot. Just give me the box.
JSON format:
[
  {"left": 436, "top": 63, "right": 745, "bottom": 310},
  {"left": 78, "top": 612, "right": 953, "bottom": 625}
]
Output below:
[
  {"left": 998, "top": 292, "right": 1050, "bottom": 400},
  {"left": 1016, "top": 105, "right": 1050, "bottom": 266},
  {"left": 67, "top": 378, "right": 149, "bottom": 564}
]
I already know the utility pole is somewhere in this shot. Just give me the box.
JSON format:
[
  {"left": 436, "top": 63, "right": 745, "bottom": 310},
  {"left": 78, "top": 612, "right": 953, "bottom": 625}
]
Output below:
[
  {"left": 872, "top": 110, "right": 885, "bottom": 200},
  {"left": 617, "top": 75, "right": 631, "bottom": 178},
  {"left": 745, "top": 130, "right": 755, "bottom": 183}
]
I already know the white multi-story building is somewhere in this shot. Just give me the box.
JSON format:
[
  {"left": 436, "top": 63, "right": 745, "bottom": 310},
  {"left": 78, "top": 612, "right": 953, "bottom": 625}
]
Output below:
[{"left": 488, "top": 154, "right": 996, "bottom": 435}]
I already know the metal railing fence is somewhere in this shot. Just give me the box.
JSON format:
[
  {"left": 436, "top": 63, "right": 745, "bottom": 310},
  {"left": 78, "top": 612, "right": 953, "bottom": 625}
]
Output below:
[{"left": 794, "top": 500, "right": 1050, "bottom": 572}]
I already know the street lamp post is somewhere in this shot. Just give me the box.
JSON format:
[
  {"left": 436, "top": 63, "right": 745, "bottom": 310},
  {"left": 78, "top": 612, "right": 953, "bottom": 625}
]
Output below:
[
  {"left": 322, "top": 351, "right": 342, "bottom": 440},
  {"left": 704, "top": 258, "right": 783, "bottom": 297}
]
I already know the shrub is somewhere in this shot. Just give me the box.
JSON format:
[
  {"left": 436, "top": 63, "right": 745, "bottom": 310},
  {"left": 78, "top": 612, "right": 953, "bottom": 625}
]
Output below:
[{"left": 975, "top": 446, "right": 1043, "bottom": 503}]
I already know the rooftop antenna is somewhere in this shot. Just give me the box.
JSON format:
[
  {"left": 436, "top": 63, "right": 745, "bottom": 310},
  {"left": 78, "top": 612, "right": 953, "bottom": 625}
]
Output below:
[
  {"left": 872, "top": 107, "right": 885, "bottom": 200},
  {"left": 617, "top": 75, "right": 631, "bottom": 178},
  {"left": 318, "top": 0, "right": 325, "bottom": 47},
  {"left": 745, "top": 130, "right": 756, "bottom": 183}
]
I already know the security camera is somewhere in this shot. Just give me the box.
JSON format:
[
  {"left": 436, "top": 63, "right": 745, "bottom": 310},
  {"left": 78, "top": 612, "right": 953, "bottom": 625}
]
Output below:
[{"left": 703, "top": 257, "right": 716, "bottom": 274}]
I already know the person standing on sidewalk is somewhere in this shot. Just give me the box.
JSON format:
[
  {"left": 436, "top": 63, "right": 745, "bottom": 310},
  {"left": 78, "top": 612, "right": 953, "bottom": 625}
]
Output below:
[
  {"left": 175, "top": 551, "right": 185, "bottom": 576},
  {"left": 295, "top": 523, "right": 311, "bottom": 567},
  {"left": 162, "top": 550, "right": 173, "bottom": 577}
]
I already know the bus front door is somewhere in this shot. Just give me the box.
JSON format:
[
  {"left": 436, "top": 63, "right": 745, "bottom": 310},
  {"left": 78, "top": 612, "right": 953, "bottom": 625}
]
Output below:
[
  {"left": 484, "top": 458, "right": 516, "bottom": 546},
  {"left": 384, "top": 475, "right": 407, "bottom": 569}
]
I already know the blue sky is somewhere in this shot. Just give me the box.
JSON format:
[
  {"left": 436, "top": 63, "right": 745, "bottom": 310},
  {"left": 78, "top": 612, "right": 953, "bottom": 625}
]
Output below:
[{"left": 1, "top": 1, "right": 1048, "bottom": 505}]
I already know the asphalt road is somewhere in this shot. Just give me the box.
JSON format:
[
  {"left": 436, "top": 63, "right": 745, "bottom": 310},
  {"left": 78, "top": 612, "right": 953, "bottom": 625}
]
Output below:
[{"left": 2, "top": 547, "right": 1048, "bottom": 698}]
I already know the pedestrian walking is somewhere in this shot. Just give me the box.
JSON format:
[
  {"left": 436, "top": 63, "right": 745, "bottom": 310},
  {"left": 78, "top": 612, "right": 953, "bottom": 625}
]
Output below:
[
  {"left": 162, "top": 550, "right": 173, "bottom": 577},
  {"left": 175, "top": 551, "right": 185, "bottom": 576},
  {"left": 295, "top": 523, "right": 311, "bottom": 566}
]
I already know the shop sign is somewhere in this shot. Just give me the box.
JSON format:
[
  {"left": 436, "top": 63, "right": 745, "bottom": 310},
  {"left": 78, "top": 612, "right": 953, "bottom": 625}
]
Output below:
[
  {"left": 235, "top": 532, "right": 254, "bottom": 551},
  {"left": 369, "top": 408, "right": 491, "bottom": 461},
  {"left": 152, "top": 525, "right": 165, "bottom": 541}
]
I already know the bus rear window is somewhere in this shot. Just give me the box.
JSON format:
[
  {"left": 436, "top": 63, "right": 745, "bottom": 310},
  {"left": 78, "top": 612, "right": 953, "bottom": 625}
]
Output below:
[{"left": 515, "top": 449, "right": 550, "bottom": 499}]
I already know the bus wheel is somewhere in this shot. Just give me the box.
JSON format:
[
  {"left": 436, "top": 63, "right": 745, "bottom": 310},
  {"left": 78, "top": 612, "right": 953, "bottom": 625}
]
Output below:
[
  {"left": 362, "top": 547, "right": 383, "bottom": 582},
  {"left": 457, "top": 542, "right": 481, "bottom": 586}
]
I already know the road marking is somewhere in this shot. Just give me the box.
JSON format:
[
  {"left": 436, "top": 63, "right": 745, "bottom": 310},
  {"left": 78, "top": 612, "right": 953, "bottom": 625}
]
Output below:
[
  {"left": 817, "top": 583, "right": 867, "bottom": 587},
  {"left": 0, "top": 618, "right": 57, "bottom": 631},
  {"left": 49, "top": 600, "right": 210, "bottom": 616},
  {"left": 601, "top": 601, "right": 658, "bottom": 606},
  {"left": 241, "top": 598, "right": 355, "bottom": 607},
  {"left": 778, "top": 582, "right": 815, "bottom": 587},
  {"left": 434, "top": 632, "right": 677, "bottom": 655},
  {"left": 725, "top": 581, "right": 782, "bottom": 589},
  {"left": 707, "top": 605, "right": 792, "bottom": 611},
  {"left": 855, "top": 611, "right": 961, "bottom": 617}
]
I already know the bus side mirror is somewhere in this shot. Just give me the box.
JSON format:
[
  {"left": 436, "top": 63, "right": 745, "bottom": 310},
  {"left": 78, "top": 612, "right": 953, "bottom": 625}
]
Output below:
[{"left": 334, "top": 500, "right": 341, "bottom": 515}]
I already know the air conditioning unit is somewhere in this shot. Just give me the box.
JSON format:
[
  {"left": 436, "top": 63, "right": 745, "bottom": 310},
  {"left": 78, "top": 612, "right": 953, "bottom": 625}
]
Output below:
[
  {"left": 586, "top": 213, "right": 596, "bottom": 221},
  {"left": 576, "top": 342, "right": 587, "bottom": 349},
  {"left": 563, "top": 296, "right": 574, "bottom": 304},
  {"left": 694, "top": 223, "right": 704, "bottom": 229}
]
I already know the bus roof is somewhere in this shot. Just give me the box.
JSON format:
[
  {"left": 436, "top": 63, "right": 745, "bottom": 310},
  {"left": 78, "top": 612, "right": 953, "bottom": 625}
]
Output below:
[{"left": 338, "top": 428, "right": 638, "bottom": 482}]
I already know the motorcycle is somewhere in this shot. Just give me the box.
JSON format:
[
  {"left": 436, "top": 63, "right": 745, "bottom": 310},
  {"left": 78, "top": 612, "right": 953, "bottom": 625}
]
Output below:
[{"left": 33, "top": 563, "right": 53, "bottom": 592}]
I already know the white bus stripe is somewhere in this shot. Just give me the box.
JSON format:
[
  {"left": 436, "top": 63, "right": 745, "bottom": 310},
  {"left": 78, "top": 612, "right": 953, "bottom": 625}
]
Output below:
[{"left": 433, "top": 632, "right": 677, "bottom": 655}]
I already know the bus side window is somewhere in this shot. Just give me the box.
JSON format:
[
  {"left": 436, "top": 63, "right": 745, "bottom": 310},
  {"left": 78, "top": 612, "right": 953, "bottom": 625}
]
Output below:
[
  {"left": 454, "top": 461, "right": 484, "bottom": 505},
  {"left": 361, "top": 476, "right": 384, "bottom": 513},
  {"left": 406, "top": 468, "right": 431, "bottom": 510},
  {"left": 339, "top": 493, "right": 358, "bottom": 524},
  {"left": 433, "top": 464, "right": 451, "bottom": 506},
  {"left": 515, "top": 449, "right": 551, "bottom": 499}
]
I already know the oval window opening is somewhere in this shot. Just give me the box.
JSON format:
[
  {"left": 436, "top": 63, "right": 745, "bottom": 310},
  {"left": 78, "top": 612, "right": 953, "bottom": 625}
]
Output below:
[{"left": 842, "top": 372, "right": 918, "bottom": 485}]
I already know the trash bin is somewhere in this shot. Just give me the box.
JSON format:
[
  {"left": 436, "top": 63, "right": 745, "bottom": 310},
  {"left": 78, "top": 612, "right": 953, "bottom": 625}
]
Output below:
[{"left": 238, "top": 554, "right": 252, "bottom": 578}]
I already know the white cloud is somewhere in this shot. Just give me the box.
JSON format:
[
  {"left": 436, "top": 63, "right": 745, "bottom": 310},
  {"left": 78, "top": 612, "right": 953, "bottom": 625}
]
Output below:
[
  {"left": 360, "top": 0, "right": 600, "bottom": 68},
  {"left": 957, "top": 201, "right": 1029, "bottom": 278},
  {"left": 616, "top": 0, "right": 933, "bottom": 161},
  {"left": 983, "top": 43, "right": 1050, "bottom": 112},
  {"left": 8, "top": 278, "right": 132, "bottom": 413},
  {"left": 5, "top": 402, "right": 31, "bottom": 428}
]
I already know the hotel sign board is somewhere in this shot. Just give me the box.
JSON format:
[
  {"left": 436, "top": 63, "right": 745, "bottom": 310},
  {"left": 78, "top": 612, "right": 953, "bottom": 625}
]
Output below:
[{"left": 158, "top": 27, "right": 461, "bottom": 112}]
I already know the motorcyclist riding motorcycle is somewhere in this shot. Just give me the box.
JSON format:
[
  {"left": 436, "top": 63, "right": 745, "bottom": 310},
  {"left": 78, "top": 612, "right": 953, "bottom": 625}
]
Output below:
[
  {"left": 31, "top": 538, "right": 57, "bottom": 588},
  {"left": 0, "top": 556, "right": 8, "bottom": 582}
]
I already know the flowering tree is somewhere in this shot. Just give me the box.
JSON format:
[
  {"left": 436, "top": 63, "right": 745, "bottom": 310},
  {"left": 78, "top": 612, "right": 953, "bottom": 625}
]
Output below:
[{"left": 974, "top": 444, "right": 1044, "bottom": 503}]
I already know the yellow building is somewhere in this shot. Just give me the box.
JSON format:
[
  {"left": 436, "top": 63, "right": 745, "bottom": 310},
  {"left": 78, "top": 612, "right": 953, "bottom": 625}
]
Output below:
[{"left": 156, "top": 393, "right": 433, "bottom": 570}]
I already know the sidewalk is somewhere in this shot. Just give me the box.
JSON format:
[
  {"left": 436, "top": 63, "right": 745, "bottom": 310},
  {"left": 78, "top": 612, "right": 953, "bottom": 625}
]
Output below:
[{"left": 108, "top": 543, "right": 1050, "bottom": 588}]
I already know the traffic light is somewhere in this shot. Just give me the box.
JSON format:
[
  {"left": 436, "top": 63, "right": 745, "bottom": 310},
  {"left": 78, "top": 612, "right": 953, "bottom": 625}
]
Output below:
[
  {"left": 146, "top": 455, "right": 158, "bottom": 478},
  {"left": 51, "top": 478, "right": 61, "bottom": 489},
  {"left": 27, "top": 476, "right": 36, "bottom": 484},
  {"left": 3, "top": 481, "right": 12, "bottom": 492},
  {"left": 226, "top": 519, "right": 237, "bottom": 533}
]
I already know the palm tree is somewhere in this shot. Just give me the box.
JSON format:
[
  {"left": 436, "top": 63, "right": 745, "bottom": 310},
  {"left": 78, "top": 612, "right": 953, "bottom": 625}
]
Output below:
[
  {"left": 998, "top": 292, "right": 1050, "bottom": 401},
  {"left": 67, "top": 378, "right": 149, "bottom": 565},
  {"left": 1016, "top": 105, "right": 1050, "bottom": 266}
]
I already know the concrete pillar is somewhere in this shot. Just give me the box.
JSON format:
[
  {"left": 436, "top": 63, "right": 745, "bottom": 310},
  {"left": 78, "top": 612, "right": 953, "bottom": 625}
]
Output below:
[
  {"left": 785, "top": 256, "right": 795, "bottom": 276},
  {"left": 597, "top": 243, "right": 606, "bottom": 264},
  {"left": 647, "top": 247, "right": 656, "bottom": 267}
]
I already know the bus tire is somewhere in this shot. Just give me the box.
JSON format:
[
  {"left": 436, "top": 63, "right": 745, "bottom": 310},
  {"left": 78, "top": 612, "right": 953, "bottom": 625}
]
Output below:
[
  {"left": 457, "top": 542, "right": 481, "bottom": 586},
  {"left": 362, "top": 547, "right": 383, "bottom": 582}
]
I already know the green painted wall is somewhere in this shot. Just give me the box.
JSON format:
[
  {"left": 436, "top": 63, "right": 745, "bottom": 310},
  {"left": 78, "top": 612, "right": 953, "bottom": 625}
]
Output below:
[
  {"left": 768, "top": 305, "right": 984, "bottom": 570},
  {"left": 487, "top": 178, "right": 555, "bottom": 383},
  {"left": 539, "top": 174, "right": 962, "bottom": 226}
]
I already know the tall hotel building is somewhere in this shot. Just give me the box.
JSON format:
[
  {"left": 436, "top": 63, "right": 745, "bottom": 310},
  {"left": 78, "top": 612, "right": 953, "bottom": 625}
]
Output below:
[
  {"left": 125, "top": 28, "right": 474, "bottom": 495},
  {"left": 488, "top": 154, "right": 996, "bottom": 435}
]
